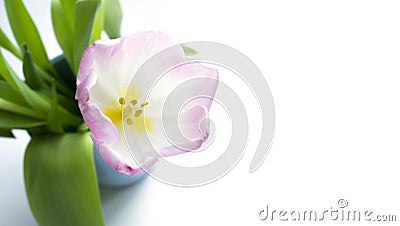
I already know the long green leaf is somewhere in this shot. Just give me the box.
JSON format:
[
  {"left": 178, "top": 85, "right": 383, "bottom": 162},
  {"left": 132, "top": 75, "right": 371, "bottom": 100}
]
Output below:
[
  {"left": 0, "top": 27, "right": 21, "bottom": 58},
  {"left": 59, "top": 0, "right": 77, "bottom": 31},
  {"left": 90, "top": 0, "right": 106, "bottom": 43},
  {"left": 51, "top": 0, "right": 74, "bottom": 68},
  {"left": 0, "top": 80, "right": 28, "bottom": 106},
  {"left": 0, "top": 110, "right": 46, "bottom": 129},
  {"left": 0, "top": 48, "right": 50, "bottom": 114},
  {"left": 24, "top": 132, "right": 104, "bottom": 226},
  {"left": 47, "top": 83, "right": 64, "bottom": 133},
  {"left": 104, "top": 0, "right": 123, "bottom": 39},
  {"left": 22, "top": 44, "right": 49, "bottom": 90},
  {"left": 0, "top": 98, "right": 43, "bottom": 119},
  {"left": 35, "top": 90, "right": 83, "bottom": 127},
  {"left": 73, "top": 0, "right": 100, "bottom": 74},
  {"left": 4, "top": 0, "right": 55, "bottom": 74},
  {"left": 0, "top": 49, "right": 82, "bottom": 126}
]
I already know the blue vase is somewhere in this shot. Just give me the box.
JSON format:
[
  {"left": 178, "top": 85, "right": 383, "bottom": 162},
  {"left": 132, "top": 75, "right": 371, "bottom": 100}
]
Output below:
[{"left": 93, "top": 146, "right": 148, "bottom": 187}]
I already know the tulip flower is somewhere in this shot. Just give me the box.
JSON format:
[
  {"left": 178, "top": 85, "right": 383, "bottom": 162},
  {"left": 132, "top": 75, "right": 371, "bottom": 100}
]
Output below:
[{"left": 76, "top": 31, "right": 218, "bottom": 175}]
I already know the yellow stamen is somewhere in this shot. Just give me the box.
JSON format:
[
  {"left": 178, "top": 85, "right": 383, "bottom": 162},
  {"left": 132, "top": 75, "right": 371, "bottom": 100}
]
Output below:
[
  {"left": 140, "top": 102, "right": 148, "bottom": 108},
  {"left": 130, "top": 99, "right": 138, "bottom": 105},
  {"left": 118, "top": 97, "right": 125, "bottom": 105},
  {"left": 134, "top": 110, "right": 143, "bottom": 117},
  {"left": 103, "top": 86, "right": 152, "bottom": 133},
  {"left": 126, "top": 118, "right": 133, "bottom": 125}
]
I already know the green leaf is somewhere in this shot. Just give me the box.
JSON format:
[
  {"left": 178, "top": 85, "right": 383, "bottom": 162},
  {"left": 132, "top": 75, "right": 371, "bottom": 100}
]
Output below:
[
  {"left": 22, "top": 44, "right": 49, "bottom": 90},
  {"left": 0, "top": 48, "right": 50, "bottom": 115},
  {"left": 0, "top": 98, "right": 43, "bottom": 119},
  {"left": 0, "top": 129, "right": 14, "bottom": 138},
  {"left": 38, "top": 89, "right": 80, "bottom": 115},
  {"left": 59, "top": 0, "right": 77, "bottom": 31},
  {"left": 51, "top": 0, "right": 74, "bottom": 68},
  {"left": 47, "top": 82, "right": 64, "bottom": 133},
  {"left": 0, "top": 80, "right": 28, "bottom": 106},
  {"left": 103, "top": 0, "right": 122, "bottom": 39},
  {"left": 24, "top": 132, "right": 104, "bottom": 226},
  {"left": 4, "top": 0, "right": 55, "bottom": 74},
  {"left": 35, "top": 89, "right": 82, "bottom": 126},
  {"left": 0, "top": 49, "right": 82, "bottom": 127},
  {"left": 90, "top": 0, "right": 106, "bottom": 43},
  {"left": 181, "top": 44, "right": 198, "bottom": 56},
  {"left": 36, "top": 64, "right": 75, "bottom": 98},
  {"left": 0, "top": 27, "right": 21, "bottom": 58},
  {"left": 0, "top": 110, "right": 46, "bottom": 129},
  {"left": 73, "top": 0, "right": 101, "bottom": 74}
]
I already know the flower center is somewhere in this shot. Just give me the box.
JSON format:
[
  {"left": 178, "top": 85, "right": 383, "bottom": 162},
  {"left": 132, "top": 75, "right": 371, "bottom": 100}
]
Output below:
[
  {"left": 118, "top": 97, "right": 149, "bottom": 125},
  {"left": 103, "top": 92, "right": 152, "bottom": 133}
]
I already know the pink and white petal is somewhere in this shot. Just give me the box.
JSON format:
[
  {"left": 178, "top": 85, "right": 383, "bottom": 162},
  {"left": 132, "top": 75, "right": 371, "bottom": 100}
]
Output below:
[
  {"left": 124, "top": 122, "right": 204, "bottom": 159},
  {"left": 76, "top": 44, "right": 96, "bottom": 106},
  {"left": 123, "top": 105, "right": 208, "bottom": 158},
  {"left": 75, "top": 69, "right": 97, "bottom": 108},
  {"left": 76, "top": 40, "right": 119, "bottom": 108},
  {"left": 132, "top": 63, "right": 218, "bottom": 157},
  {"left": 146, "top": 63, "right": 219, "bottom": 117},
  {"left": 93, "top": 135, "right": 133, "bottom": 174},
  {"left": 78, "top": 31, "right": 180, "bottom": 108},
  {"left": 81, "top": 102, "right": 118, "bottom": 145},
  {"left": 178, "top": 104, "right": 210, "bottom": 141},
  {"left": 92, "top": 134, "right": 158, "bottom": 175},
  {"left": 91, "top": 31, "right": 180, "bottom": 99},
  {"left": 171, "top": 63, "right": 219, "bottom": 111},
  {"left": 76, "top": 43, "right": 95, "bottom": 86},
  {"left": 157, "top": 105, "right": 210, "bottom": 157}
]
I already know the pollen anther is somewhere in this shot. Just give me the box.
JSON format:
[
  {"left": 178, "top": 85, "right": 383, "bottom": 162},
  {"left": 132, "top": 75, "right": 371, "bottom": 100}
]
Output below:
[
  {"left": 130, "top": 99, "right": 138, "bottom": 105},
  {"left": 134, "top": 110, "right": 143, "bottom": 117},
  {"left": 118, "top": 97, "right": 125, "bottom": 105},
  {"left": 126, "top": 118, "right": 133, "bottom": 125}
]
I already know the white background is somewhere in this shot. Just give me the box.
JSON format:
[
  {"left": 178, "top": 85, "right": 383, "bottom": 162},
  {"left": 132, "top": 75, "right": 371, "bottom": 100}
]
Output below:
[{"left": 1, "top": 0, "right": 400, "bottom": 225}]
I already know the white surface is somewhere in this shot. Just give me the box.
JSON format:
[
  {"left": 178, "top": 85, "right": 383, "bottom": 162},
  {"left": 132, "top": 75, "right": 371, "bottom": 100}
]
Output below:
[{"left": 1, "top": 0, "right": 400, "bottom": 225}]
